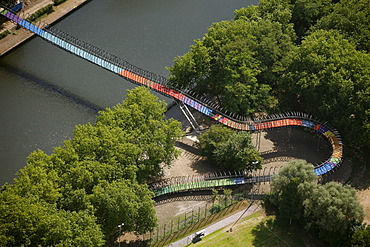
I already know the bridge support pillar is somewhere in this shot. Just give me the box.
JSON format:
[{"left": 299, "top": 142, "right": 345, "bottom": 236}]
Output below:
[{"left": 176, "top": 100, "right": 202, "bottom": 132}]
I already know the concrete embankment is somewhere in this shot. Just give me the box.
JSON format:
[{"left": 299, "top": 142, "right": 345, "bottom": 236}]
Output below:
[{"left": 0, "top": 0, "right": 90, "bottom": 57}]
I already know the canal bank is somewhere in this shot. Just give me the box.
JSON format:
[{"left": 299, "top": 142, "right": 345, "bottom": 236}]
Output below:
[{"left": 0, "top": 0, "right": 90, "bottom": 56}]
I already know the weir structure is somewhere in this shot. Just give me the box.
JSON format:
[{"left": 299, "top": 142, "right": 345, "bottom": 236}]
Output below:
[{"left": 0, "top": 7, "right": 344, "bottom": 197}]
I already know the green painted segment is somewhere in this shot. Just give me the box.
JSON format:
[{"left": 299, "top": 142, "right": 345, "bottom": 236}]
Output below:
[
  {"left": 154, "top": 178, "right": 235, "bottom": 197},
  {"left": 0, "top": 9, "right": 9, "bottom": 15},
  {"left": 330, "top": 157, "right": 340, "bottom": 164}
]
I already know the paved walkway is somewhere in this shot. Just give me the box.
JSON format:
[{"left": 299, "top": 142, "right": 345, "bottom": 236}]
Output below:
[
  {"left": 168, "top": 203, "right": 260, "bottom": 247},
  {"left": 0, "top": 0, "right": 89, "bottom": 56}
]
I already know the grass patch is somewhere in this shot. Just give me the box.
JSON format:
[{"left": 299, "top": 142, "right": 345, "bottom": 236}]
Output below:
[{"left": 187, "top": 211, "right": 315, "bottom": 247}]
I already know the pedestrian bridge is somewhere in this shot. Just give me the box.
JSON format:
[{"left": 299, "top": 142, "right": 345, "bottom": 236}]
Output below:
[{"left": 0, "top": 7, "right": 344, "bottom": 197}]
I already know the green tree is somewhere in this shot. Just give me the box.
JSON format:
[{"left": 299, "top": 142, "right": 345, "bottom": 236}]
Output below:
[
  {"left": 257, "top": 0, "right": 292, "bottom": 26},
  {"left": 97, "top": 87, "right": 183, "bottom": 181},
  {"left": 314, "top": 0, "right": 370, "bottom": 52},
  {"left": 198, "top": 125, "right": 234, "bottom": 158},
  {"left": 89, "top": 179, "right": 157, "bottom": 239},
  {"left": 298, "top": 182, "right": 364, "bottom": 245},
  {"left": 290, "top": 0, "right": 334, "bottom": 40},
  {"left": 352, "top": 224, "right": 370, "bottom": 247},
  {"left": 269, "top": 159, "right": 317, "bottom": 224},
  {"left": 199, "top": 125, "right": 262, "bottom": 170},
  {"left": 64, "top": 123, "right": 141, "bottom": 182},
  {"left": 269, "top": 160, "right": 364, "bottom": 245},
  {"left": 167, "top": 0, "right": 296, "bottom": 115},
  {"left": 0, "top": 86, "right": 182, "bottom": 245},
  {"left": 10, "top": 150, "right": 61, "bottom": 205},
  {"left": 211, "top": 188, "right": 219, "bottom": 203},
  {"left": 213, "top": 131, "right": 263, "bottom": 171},
  {"left": 0, "top": 190, "right": 104, "bottom": 247},
  {"left": 223, "top": 188, "right": 233, "bottom": 206},
  {"left": 279, "top": 29, "right": 370, "bottom": 151}
]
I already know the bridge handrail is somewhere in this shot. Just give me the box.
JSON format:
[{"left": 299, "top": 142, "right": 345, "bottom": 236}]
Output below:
[{"left": 0, "top": 9, "right": 345, "bottom": 197}]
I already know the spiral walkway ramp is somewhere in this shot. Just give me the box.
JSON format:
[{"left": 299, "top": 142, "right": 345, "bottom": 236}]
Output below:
[{"left": 0, "top": 8, "right": 344, "bottom": 197}]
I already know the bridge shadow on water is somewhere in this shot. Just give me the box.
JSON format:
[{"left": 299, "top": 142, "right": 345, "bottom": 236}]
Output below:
[{"left": 0, "top": 61, "right": 103, "bottom": 113}]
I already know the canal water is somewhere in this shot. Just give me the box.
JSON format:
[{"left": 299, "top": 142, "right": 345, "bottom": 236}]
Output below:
[{"left": 0, "top": 0, "right": 258, "bottom": 185}]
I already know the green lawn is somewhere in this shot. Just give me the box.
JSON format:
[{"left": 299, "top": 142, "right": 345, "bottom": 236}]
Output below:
[{"left": 187, "top": 211, "right": 312, "bottom": 247}]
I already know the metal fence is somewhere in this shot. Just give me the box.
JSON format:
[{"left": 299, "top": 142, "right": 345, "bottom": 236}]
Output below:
[{"left": 143, "top": 182, "right": 271, "bottom": 246}]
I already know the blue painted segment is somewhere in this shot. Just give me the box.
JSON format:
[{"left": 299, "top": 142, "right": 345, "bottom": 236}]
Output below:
[
  {"left": 318, "top": 126, "right": 329, "bottom": 134},
  {"left": 40, "top": 31, "right": 124, "bottom": 74},
  {"left": 233, "top": 177, "right": 245, "bottom": 185},
  {"left": 302, "top": 120, "right": 315, "bottom": 129},
  {"left": 10, "top": 2, "right": 23, "bottom": 12}
]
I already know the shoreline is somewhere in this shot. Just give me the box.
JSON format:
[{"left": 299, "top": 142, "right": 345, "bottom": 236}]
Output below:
[{"left": 0, "top": 0, "right": 91, "bottom": 57}]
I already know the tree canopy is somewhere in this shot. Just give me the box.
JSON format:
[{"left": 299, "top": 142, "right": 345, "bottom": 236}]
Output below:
[
  {"left": 0, "top": 87, "right": 183, "bottom": 246},
  {"left": 167, "top": 0, "right": 296, "bottom": 116},
  {"left": 298, "top": 181, "right": 364, "bottom": 244},
  {"left": 198, "top": 125, "right": 263, "bottom": 171},
  {"left": 268, "top": 160, "right": 364, "bottom": 245},
  {"left": 268, "top": 159, "right": 317, "bottom": 223},
  {"left": 290, "top": 0, "right": 335, "bottom": 40},
  {"left": 351, "top": 224, "right": 370, "bottom": 247},
  {"left": 167, "top": 0, "right": 370, "bottom": 155},
  {"left": 0, "top": 189, "right": 104, "bottom": 247},
  {"left": 313, "top": 0, "right": 370, "bottom": 52},
  {"left": 279, "top": 29, "right": 370, "bottom": 150}
]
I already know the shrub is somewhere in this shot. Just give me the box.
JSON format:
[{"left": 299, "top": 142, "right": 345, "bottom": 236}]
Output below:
[
  {"left": 209, "top": 203, "right": 223, "bottom": 214},
  {"left": 26, "top": 4, "right": 54, "bottom": 22},
  {"left": 0, "top": 30, "right": 10, "bottom": 40},
  {"left": 53, "top": 0, "right": 67, "bottom": 6}
]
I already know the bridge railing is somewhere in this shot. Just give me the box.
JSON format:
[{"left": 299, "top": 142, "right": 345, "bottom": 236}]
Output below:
[
  {"left": 44, "top": 25, "right": 253, "bottom": 125},
  {"left": 0, "top": 9, "right": 344, "bottom": 178},
  {"left": 150, "top": 166, "right": 283, "bottom": 198}
]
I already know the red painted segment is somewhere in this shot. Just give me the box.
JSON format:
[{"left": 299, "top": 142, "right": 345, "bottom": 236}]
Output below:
[{"left": 118, "top": 70, "right": 185, "bottom": 100}]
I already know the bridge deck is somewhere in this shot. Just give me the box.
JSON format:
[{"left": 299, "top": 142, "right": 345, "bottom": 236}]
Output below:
[{"left": 0, "top": 7, "right": 344, "bottom": 197}]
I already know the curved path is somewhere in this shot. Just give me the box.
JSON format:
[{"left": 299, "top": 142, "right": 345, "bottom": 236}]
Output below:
[{"left": 0, "top": 8, "right": 344, "bottom": 197}]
